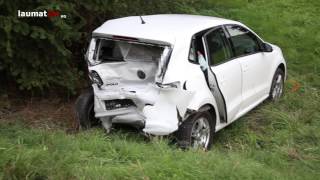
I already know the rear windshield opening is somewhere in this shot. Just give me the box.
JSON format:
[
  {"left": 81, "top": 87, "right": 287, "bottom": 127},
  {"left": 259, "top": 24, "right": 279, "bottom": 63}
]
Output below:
[{"left": 93, "top": 39, "right": 165, "bottom": 63}]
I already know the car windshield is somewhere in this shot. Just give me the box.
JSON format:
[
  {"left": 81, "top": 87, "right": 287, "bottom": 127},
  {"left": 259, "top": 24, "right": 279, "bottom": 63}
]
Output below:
[{"left": 92, "top": 38, "right": 165, "bottom": 63}]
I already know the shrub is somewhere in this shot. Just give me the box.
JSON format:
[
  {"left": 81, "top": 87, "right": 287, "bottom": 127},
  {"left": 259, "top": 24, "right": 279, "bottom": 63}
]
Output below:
[{"left": 0, "top": 0, "right": 197, "bottom": 94}]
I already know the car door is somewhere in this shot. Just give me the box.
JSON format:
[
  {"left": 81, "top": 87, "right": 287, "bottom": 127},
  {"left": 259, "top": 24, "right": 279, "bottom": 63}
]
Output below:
[
  {"left": 202, "top": 27, "right": 243, "bottom": 122},
  {"left": 224, "top": 25, "right": 270, "bottom": 111}
]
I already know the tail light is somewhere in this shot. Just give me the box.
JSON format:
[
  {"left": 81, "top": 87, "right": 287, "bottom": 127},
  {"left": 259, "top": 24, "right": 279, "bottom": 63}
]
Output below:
[{"left": 89, "top": 70, "right": 103, "bottom": 87}]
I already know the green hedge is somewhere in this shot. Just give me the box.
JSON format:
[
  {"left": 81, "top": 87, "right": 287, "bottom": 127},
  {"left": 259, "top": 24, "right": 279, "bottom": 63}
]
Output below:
[{"left": 0, "top": 0, "right": 198, "bottom": 93}]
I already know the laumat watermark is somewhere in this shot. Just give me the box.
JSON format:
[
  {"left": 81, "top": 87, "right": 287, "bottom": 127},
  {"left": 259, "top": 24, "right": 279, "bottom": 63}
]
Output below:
[{"left": 17, "top": 10, "right": 67, "bottom": 18}]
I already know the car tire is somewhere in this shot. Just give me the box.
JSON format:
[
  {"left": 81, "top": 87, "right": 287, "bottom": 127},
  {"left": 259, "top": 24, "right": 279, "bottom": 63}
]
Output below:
[
  {"left": 175, "top": 111, "right": 215, "bottom": 150},
  {"left": 268, "top": 68, "right": 285, "bottom": 101},
  {"left": 75, "top": 88, "right": 100, "bottom": 129}
]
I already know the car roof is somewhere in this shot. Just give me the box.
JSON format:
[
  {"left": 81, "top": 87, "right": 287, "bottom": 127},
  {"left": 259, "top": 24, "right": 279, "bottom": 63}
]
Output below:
[{"left": 93, "top": 14, "right": 239, "bottom": 45}]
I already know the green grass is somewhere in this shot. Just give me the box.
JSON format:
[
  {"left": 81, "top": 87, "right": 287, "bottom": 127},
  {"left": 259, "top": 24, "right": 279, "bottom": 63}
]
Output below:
[{"left": 1, "top": 0, "right": 320, "bottom": 179}]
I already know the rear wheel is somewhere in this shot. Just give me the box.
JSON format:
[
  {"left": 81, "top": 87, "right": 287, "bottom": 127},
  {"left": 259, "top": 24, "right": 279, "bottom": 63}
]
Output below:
[
  {"left": 75, "top": 88, "right": 100, "bottom": 129},
  {"left": 175, "top": 111, "right": 215, "bottom": 150},
  {"left": 269, "top": 68, "right": 284, "bottom": 101}
]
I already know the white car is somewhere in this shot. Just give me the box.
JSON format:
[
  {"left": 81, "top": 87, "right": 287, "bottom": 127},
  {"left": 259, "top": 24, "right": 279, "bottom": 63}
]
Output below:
[{"left": 75, "top": 14, "right": 286, "bottom": 149}]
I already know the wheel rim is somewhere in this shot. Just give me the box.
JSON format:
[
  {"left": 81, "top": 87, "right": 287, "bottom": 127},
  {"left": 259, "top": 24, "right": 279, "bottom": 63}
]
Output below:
[
  {"left": 272, "top": 74, "right": 283, "bottom": 100},
  {"left": 191, "top": 117, "right": 210, "bottom": 149}
]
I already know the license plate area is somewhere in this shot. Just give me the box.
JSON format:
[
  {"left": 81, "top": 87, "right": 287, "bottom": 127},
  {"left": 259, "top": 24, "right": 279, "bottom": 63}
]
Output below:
[{"left": 104, "top": 99, "right": 136, "bottom": 110}]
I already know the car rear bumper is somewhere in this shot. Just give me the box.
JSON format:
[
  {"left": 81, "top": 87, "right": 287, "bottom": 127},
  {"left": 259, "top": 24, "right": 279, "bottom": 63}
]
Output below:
[{"left": 92, "top": 83, "right": 194, "bottom": 135}]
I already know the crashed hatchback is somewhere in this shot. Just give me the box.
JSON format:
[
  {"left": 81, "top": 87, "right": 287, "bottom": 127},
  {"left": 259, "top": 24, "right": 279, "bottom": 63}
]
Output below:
[{"left": 75, "top": 14, "right": 286, "bottom": 149}]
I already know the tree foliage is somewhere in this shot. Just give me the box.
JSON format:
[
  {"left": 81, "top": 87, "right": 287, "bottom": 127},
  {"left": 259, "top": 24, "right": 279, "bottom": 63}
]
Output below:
[{"left": 0, "top": 0, "right": 198, "bottom": 93}]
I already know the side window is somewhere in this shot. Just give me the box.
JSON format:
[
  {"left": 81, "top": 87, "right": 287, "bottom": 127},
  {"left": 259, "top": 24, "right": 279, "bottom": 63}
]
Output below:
[
  {"left": 188, "top": 33, "right": 206, "bottom": 64},
  {"left": 204, "top": 27, "right": 232, "bottom": 65},
  {"left": 188, "top": 38, "right": 197, "bottom": 63},
  {"left": 226, "top": 25, "right": 261, "bottom": 57}
]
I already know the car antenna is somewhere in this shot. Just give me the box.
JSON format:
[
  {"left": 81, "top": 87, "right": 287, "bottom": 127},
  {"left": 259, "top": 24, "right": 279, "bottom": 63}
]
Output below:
[{"left": 139, "top": 16, "right": 146, "bottom": 24}]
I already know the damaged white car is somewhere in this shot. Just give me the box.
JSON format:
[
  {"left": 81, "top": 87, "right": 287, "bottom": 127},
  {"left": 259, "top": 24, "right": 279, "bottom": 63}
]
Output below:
[{"left": 75, "top": 14, "right": 286, "bottom": 149}]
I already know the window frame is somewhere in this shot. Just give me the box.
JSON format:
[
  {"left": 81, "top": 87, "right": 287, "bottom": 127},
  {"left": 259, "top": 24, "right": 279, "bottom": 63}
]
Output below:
[
  {"left": 87, "top": 36, "right": 172, "bottom": 66},
  {"left": 224, "top": 24, "right": 265, "bottom": 59},
  {"left": 188, "top": 28, "right": 210, "bottom": 65},
  {"left": 188, "top": 37, "right": 198, "bottom": 64},
  {"left": 187, "top": 24, "right": 267, "bottom": 67},
  {"left": 202, "top": 26, "right": 234, "bottom": 67}
]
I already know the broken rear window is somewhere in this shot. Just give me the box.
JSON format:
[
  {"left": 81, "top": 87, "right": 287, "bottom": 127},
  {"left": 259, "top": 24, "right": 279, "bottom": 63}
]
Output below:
[{"left": 93, "top": 39, "right": 164, "bottom": 63}]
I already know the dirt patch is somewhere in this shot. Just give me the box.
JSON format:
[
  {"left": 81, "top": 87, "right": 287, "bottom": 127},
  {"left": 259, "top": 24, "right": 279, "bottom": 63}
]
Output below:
[
  {"left": 287, "top": 148, "right": 302, "bottom": 160},
  {"left": 0, "top": 96, "right": 78, "bottom": 130}
]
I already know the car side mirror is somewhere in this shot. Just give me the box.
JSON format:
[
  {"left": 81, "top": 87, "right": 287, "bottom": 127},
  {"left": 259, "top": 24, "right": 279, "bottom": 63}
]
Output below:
[{"left": 262, "top": 43, "right": 273, "bottom": 52}]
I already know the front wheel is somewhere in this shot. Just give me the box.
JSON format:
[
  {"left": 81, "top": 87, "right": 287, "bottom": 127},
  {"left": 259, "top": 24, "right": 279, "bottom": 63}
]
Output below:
[
  {"left": 269, "top": 68, "right": 285, "bottom": 101},
  {"left": 175, "top": 111, "right": 215, "bottom": 150}
]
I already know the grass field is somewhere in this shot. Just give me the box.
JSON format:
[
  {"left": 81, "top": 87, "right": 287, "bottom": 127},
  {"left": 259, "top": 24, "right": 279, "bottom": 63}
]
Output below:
[{"left": 1, "top": 0, "right": 320, "bottom": 179}]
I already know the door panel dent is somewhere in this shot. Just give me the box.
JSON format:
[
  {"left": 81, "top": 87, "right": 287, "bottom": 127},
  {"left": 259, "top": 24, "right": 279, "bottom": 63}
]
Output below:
[
  {"left": 143, "top": 87, "right": 194, "bottom": 135},
  {"left": 197, "top": 52, "right": 227, "bottom": 123}
]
